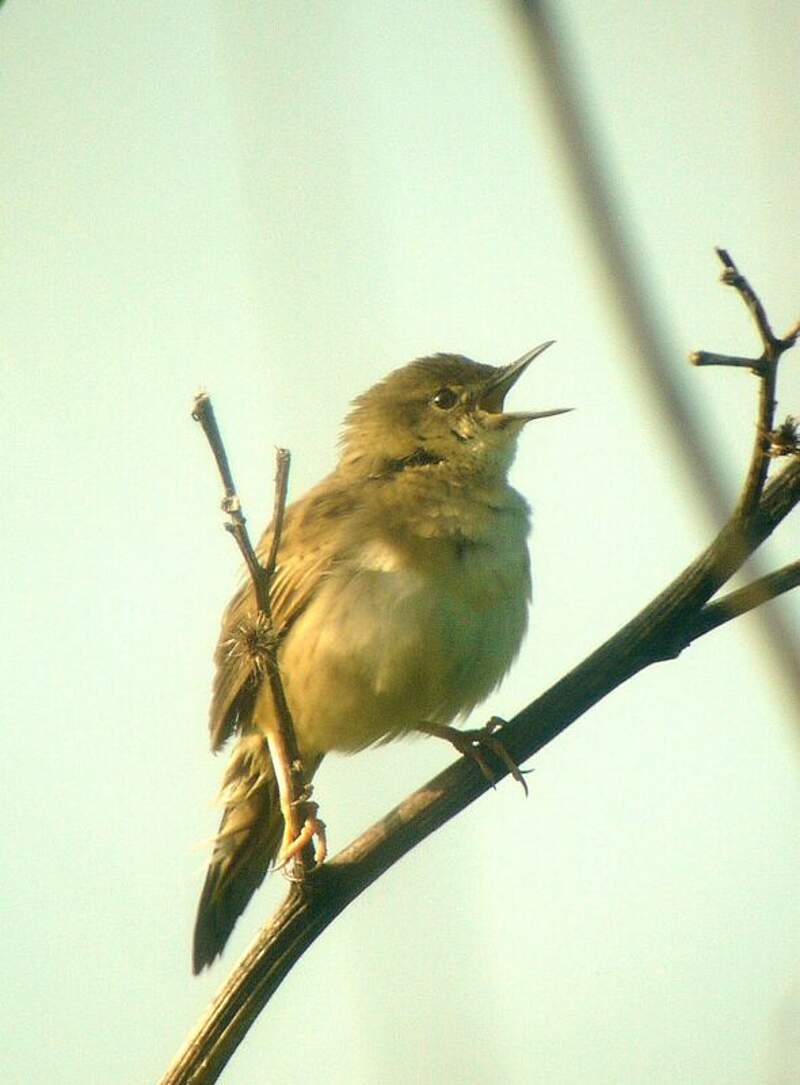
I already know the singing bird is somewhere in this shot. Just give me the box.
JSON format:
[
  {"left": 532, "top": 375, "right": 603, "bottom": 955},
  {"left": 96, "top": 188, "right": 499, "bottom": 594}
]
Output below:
[{"left": 193, "top": 343, "right": 567, "bottom": 972}]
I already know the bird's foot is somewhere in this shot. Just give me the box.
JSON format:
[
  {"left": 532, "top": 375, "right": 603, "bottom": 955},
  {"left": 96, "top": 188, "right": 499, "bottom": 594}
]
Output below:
[
  {"left": 425, "top": 717, "right": 529, "bottom": 796},
  {"left": 277, "top": 793, "right": 328, "bottom": 876}
]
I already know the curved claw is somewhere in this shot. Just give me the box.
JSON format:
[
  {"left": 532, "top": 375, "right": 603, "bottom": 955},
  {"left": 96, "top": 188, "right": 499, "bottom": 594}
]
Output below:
[
  {"left": 423, "top": 717, "right": 529, "bottom": 797},
  {"left": 277, "top": 800, "right": 328, "bottom": 875}
]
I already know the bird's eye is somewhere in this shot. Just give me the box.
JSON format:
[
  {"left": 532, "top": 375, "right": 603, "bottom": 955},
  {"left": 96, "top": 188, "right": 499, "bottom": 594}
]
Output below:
[{"left": 431, "top": 387, "right": 458, "bottom": 410}]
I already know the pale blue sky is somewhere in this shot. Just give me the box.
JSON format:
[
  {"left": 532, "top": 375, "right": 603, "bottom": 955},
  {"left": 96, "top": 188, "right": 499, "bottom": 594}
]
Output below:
[{"left": 2, "top": 3, "right": 799, "bottom": 1084}]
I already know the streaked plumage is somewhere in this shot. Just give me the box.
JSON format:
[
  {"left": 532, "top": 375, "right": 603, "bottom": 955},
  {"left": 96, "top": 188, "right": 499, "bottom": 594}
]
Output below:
[{"left": 193, "top": 346, "right": 565, "bottom": 972}]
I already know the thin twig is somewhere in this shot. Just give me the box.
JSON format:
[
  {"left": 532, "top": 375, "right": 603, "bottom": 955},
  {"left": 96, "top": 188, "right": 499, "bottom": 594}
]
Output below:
[
  {"left": 191, "top": 394, "right": 238, "bottom": 500},
  {"left": 191, "top": 394, "right": 313, "bottom": 875},
  {"left": 191, "top": 394, "right": 266, "bottom": 603},
  {"left": 708, "top": 249, "right": 799, "bottom": 518},
  {"left": 685, "top": 560, "right": 800, "bottom": 644},
  {"left": 689, "top": 352, "right": 762, "bottom": 371},
  {"left": 263, "top": 449, "right": 291, "bottom": 582},
  {"left": 716, "top": 247, "right": 778, "bottom": 353},
  {"left": 261, "top": 449, "right": 318, "bottom": 874}
]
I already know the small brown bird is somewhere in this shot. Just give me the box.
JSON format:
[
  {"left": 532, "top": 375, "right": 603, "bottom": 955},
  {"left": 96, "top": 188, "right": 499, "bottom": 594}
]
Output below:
[{"left": 193, "top": 343, "right": 567, "bottom": 972}]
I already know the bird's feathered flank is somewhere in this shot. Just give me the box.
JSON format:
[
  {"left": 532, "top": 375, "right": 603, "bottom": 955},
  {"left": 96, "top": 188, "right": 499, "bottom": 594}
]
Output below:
[{"left": 208, "top": 477, "right": 359, "bottom": 751}]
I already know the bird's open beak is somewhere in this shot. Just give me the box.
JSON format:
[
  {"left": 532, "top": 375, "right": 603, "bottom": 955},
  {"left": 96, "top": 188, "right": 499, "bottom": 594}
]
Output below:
[{"left": 478, "top": 340, "right": 571, "bottom": 421}]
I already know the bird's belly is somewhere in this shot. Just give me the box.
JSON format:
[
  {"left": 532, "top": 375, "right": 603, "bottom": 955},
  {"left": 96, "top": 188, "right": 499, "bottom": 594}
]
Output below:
[{"left": 274, "top": 543, "right": 530, "bottom": 756}]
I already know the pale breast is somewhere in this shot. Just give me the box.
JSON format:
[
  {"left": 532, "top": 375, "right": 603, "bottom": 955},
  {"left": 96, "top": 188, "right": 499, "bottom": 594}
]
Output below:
[{"left": 272, "top": 503, "right": 531, "bottom": 758}]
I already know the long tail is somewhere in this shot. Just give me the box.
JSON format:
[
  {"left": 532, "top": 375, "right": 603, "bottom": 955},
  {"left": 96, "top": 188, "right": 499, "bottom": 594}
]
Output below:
[{"left": 192, "top": 734, "right": 320, "bottom": 973}]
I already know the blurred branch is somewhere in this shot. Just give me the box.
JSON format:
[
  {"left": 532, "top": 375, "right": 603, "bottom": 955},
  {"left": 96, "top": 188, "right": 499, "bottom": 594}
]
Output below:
[
  {"left": 512, "top": 1, "right": 800, "bottom": 701},
  {"left": 162, "top": 258, "right": 800, "bottom": 1085}
]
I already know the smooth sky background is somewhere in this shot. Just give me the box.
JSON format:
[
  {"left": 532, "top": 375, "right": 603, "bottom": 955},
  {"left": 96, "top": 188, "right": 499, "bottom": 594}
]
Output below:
[{"left": 2, "top": 3, "right": 799, "bottom": 1084}]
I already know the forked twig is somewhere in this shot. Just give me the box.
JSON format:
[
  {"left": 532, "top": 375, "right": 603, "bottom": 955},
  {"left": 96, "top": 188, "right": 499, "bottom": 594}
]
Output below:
[
  {"left": 191, "top": 394, "right": 314, "bottom": 876},
  {"left": 690, "top": 248, "right": 800, "bottom": 516}
]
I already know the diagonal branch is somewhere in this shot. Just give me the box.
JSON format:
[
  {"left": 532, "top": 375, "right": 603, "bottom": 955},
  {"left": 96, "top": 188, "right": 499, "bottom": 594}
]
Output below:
[
  {"left": 163, "top": 445, "right": 800, "bottom": 1085},
  {"left": 515, "top": 0, "right": 800, "bottom": 704},
  {"left": 165, "top": 257, "right": 799, "bottom": 1085}
]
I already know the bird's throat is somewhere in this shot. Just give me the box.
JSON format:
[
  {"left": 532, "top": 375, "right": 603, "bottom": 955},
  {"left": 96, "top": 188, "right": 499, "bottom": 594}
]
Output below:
[{"left": 378, "top": 447, "right": 444, "bottom": 477}]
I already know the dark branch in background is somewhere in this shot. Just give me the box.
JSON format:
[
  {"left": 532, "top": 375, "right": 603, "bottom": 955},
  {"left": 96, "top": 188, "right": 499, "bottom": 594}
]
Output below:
[
  {"left": 161, "top": 259, "right": 800, "bottom": 1085},
  {"left": 513, "top": 1, "right": 800, "bottom": 703},
  {"left": 191, "top": 395, "right": 314, "bottom": 875}
]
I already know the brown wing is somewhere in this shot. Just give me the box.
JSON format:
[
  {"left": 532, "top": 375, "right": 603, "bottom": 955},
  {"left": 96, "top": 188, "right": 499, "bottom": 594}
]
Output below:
[{"left": 208, "top": 475, "right": 358, "bottom": 751}]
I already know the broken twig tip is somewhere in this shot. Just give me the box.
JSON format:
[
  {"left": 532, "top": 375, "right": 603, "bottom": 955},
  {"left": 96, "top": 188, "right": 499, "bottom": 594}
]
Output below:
[{"left": 191, "top": 391, "right": 210, "bottom": 422}]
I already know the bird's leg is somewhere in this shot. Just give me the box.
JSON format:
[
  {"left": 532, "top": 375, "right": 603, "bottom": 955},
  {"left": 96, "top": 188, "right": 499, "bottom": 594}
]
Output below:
[
  {"left": 422, "top": 717, "right": 529, "bottom": 796},
  {"left": 279, "top": 787, "right": 328, "bottom": 870},
  {"left": 266, "top": 733, "right": 327, "bottom": 873}
]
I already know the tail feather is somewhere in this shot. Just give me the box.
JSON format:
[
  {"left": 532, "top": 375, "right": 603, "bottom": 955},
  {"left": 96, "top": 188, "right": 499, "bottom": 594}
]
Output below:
[
  {"left": 192, "top": 734, "right": 282, "bottom": 974},
  {"left": 192, "top": 734, "right": 323, "bottom": 973}
]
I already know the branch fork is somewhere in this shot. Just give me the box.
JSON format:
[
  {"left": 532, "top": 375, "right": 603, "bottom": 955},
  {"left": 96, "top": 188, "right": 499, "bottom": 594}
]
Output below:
[
  {"left": 166, "top": 253, "right": 800, "bottom": 1085},
  {"left": 690, "top": 249, "right": 798, "bottom": 380},
  {"left": 191, "top": 394, "right": 321, "bottom": 881}
]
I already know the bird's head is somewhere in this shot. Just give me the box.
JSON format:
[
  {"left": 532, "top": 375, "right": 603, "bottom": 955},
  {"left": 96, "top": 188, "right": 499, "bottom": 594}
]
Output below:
[{"left": 338, "top": 341, "right": 569, "bottom": 481}]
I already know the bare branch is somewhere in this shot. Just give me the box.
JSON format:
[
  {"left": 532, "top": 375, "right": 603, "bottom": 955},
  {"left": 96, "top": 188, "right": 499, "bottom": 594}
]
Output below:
[
  {"left": 166, "top": 256, "right": 799, "bottom": 1085},
  {"left": 164, "top": 441, "right": 800, "bottom": 1085},
  {"left": 263, "top": 448, "right": 291, "bottom": 583},
  {"left": 191, "top": 394, "right": 267, "bottom": 606},
  {"left": 191, "top": 395, "right": 315, "bottom": 876},
  {"left": 514, "top": 0, "right": 800, "bottom": 710},
  {"left": 715, "top": 247, "right": 779, "bottom": 353},
  {"left": 685, "top": 560, "right": 800, "bottom": 644},
  {"left": 163, "top": 459, "right": 800, "bottom": 1085},
  {"left": 703, "top": 250, "right": 799, "bottom": 517},
  {"left": 689, "top": 352, "right": 761, "bottom": 371}
]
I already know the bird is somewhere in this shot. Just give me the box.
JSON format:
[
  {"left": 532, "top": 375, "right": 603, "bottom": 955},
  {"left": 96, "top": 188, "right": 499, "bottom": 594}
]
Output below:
[{"left": 192, "top": 342, "right": 568, "bottom": 972}]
